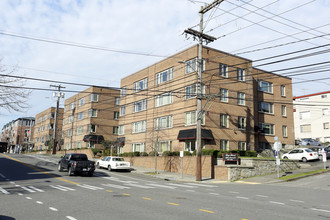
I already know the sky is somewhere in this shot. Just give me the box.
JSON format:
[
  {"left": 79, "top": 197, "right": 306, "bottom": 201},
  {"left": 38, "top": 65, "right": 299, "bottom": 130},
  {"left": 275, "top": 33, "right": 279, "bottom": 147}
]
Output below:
[{"left": 0, "top": 0, "right": 329, "bottom": 129}]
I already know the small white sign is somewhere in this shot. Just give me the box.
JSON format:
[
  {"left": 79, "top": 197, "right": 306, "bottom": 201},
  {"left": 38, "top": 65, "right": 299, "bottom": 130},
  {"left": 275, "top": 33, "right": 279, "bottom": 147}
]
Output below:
[
  {"left": 276, "top": 158, "right": 281, "bottom": 166},
  {"left": 180, "top": 151, "right": 184, "bottom": 158},
  {"left": 273, "top": 141, "right": 282, "bottom": 151},
  {"left": 322, "top": 149, "right": 327, "bottom": 162}
]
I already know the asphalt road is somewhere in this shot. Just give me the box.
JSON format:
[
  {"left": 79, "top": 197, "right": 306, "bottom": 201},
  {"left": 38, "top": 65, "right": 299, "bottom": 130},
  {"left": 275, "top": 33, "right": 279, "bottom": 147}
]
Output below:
[{"left": 1, "top": 153, "right": 330, "bottom": 220}]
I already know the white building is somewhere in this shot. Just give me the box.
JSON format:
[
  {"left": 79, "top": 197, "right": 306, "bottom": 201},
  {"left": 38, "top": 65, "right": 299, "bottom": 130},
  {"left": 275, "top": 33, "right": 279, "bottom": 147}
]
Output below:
[{"left": 293, "top": 91, "right": 330, "bottom": 143}]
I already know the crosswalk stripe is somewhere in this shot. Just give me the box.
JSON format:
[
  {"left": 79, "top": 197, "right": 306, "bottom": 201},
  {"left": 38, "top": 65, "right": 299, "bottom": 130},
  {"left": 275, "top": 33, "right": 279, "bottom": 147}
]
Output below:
[
  {"left": 50, "top": 185, "right": 69, "bottom": 191},
  {"left": 167, "top": 183, "right": 197, "bottom": 188},
  {"left": 28, "top": 186, "right": 44, "bottom": 192},
  {"left": 21, "top": 186, "right": 36, "bottom": 193},
  {"left": 184, "top": 183, "right": 217, "bottom": 188},
  {"left": 79, "top": 184, "right": 104, "bottom": 190},
  {"left": 0, "top": 187, "right": 10, "bottom": 194},
  {"left": 55, "top": 185, "right": 75, "bottom": 191},
  {"left": 146, "top": 184, "right": 177, "bottom": 189},
  {"left": 103, "top": 177, "right": 138, "bottom": 184},
  {"left": 124, "top": 183, "right": 155, "bottom": 189},
  {"left": 102, "top": 183, "right": 131, "bottom": 189}
]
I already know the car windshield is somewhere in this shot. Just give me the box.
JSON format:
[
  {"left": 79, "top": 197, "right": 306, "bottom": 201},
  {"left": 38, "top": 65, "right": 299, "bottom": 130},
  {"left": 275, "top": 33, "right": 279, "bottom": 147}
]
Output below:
[
  {"left": 71, "top": 154, "right": 88, "bottom": 161},
  {"left": 305, "top": 149, "right": 313, "bottom": 152},
  {"left": 112, "top": 158, "right": 124, "bottom": 161}
]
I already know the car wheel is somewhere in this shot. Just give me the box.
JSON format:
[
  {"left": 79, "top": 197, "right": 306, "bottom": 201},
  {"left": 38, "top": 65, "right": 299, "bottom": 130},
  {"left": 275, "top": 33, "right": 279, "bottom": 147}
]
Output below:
[
  {"left": 88, "top": 171, "right": 94, "bottom": 177},
  {"left": 58, "top": 163, "right": 63, "bottom": 172},
  {"left": 96, "top": 162, "right": 100, "bottom": 169},
  {"left": 68, "top": 167, "right": 73, "bottom": 176},
  {"left": 302, "top": 157, "right": 308, "bottom": 162},
  {"left": 283, "top": 156, "right": 288, "bottom": 159},
  {"left": 108, "top": 165, "right": 112, "bottom": 171}
]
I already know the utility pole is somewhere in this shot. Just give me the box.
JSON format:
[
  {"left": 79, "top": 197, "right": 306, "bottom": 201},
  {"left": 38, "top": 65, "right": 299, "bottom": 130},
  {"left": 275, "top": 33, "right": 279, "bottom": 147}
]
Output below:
[
  {"left": 50, "top": 84, "right": 65, "bottom": 155},
  {"left": 184, "top": 0, "right": 223, "bottom": 181}
]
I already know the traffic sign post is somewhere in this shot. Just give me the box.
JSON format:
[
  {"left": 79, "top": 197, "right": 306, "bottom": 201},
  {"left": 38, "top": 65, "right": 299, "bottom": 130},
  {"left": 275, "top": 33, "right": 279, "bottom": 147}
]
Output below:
[
  {"left": 273, "top": 137, "right": 282, "bottom": 178},
  {"left": 321, "top": 149, "right": 327, "bottom": 169},
  {"left": 180, "top": 151, "right": 184, "bottom": 178}
]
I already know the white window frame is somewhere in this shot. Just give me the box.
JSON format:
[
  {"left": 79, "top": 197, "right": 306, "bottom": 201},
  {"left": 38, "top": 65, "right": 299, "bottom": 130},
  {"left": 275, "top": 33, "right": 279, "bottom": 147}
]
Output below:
[
  {"left": 282, "top": 125, "right": 288, "bottom": 137},
  {"left": 238, "top": 116, "right": 246, "bottom": 130},
  {"left": 237, "top": 92, "right": 245, "bottom": 105},
  {"left": 120, "top": 87, "right": 127, "bottom": 97},
  {"left": 77, "top": 112, "right": 84, "bottom": 121},
  {"left": 133, "top": 99, "right": 147, "bottom": 113},
  {"left": 69, "top": 102, "right": 75, "bottom": 110},
  {"left": 114, "top": 97, "right": 120, "bottom": 105},
  {"left": 322, "top": 108, "right": 329, "bottom": 116},
  {"left": 185, "top": 111, "right": 205, "bottom": 126},
  {"left": 220, "top": 140, "right": 229, "bottom": 151},
  {"left": 185, "top": 84, "right": 205, "bottom": 100},
  {"left": 88, "top": 109, "right": 98, "bottom": 118},
  {"left": 238, "top": 141, "right": 246, "bottom": 151},
  {"left": 132, "top": 143, "right": 145, "bottom": 152},
  {"left": 68, "top": 115, "right": 74, "bottom": 123},
  {"left": 237, "top": 68, "right": 245, "bottom": 81},
  {"left": 324, "top": 122, "right": 329, "bottom": 130},
  {"left": 118, "top": 125, "right": 125, "bottom": 135},
  {"left": 219, "top": 63, "right": 228, "bottom": 77},
  {"left": 220, "top": 114, "right": 229, "bottom": 128},
  {"left": 134, "top": 78, "right": 148, "bottom": 92},
  {"left": 300, "top": 124, "right": 311, "bottom": 133},
  {"left": 155, "top": 92, "right": 173, "bottom": 107},
  {"left": 114, "top": 111, "right": 119, "bottom": 120},
  {"left": 156, "top": 67, "right": 174, "bottom": 84},
  {"left": 220, "top": 88, "right": 228, "bottom": 102},
  {"left": 185, "top": 58, "right": 205, "bottom": 74},
  {"left": 132, "top": 120, "right": 146, "bottom": 134},
  {"left": 281, "top": 85, "right": 286, "bottom": 97},
  {"left": 258, "top": 81, "right": 273, "bottom": 93},
  {"left": 259, "top": 123, "right": 275, "bottom": 135},
  {"left": 78, "top": 98, "right": 85, "bottom": 106},
  {"left": 113, "top": 126, "right": 119, "bottom": 135},
  {"left": 120, "top": 105, "right": 126, "bottom": 116},
  {"left": 76, "top": 126, "right": 83, "bottom": 135},
  {"left": 87, "top": 124, "right": 96, "bottom": 133},
  {"left": 67, "top": 129, "right": 73, "bottom": 137},
  {"left": 282, "top": 105, "right": 287, "bottom": 117},
  {"left": 259, "top": 102, "right": 274, "bottom": 114},
  {"left": 90, "top": 93, "right": 98, "bottom": 102},
  {"left": 155, "top": 141, "right": 172, "bottom": 153},
  {"left": 154, "top": 115, "right": 173, "bottom": 130}
]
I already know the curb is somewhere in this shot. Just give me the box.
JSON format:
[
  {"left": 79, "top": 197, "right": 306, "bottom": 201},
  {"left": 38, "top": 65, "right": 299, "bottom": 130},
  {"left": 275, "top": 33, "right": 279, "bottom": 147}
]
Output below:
[{"left": 283, "top": 169, "right": 330, "bottom": 182}]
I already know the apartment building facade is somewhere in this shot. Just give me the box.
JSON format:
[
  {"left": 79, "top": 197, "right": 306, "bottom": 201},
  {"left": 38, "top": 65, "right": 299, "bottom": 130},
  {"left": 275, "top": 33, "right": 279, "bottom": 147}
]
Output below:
[
  {"left": 293, "top": 91, "right": 330, "bottom": 143},
  {"left": 33, "top": 107, "right": 64, "bottom": 151},
  {"left": 1, "top": 117, "right": 35, "bottom": 153},
  {"left": 62, "top": 86, "right": 120, "bottom": 150},
  {"left": 118, "top": 45, "right": 294, "bottom": 154}
]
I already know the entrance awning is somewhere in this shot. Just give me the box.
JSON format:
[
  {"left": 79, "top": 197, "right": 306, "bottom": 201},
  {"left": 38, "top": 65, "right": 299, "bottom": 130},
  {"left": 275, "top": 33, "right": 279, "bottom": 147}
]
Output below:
[
  {"left": 177, "top": 129, "right": 214, "bottom": 141},
  {"left": 114, "top": 137, "right": 125, "bottom": 147},
  {"left": 83, "top": 135, "right": 104, "bottom": 144}
]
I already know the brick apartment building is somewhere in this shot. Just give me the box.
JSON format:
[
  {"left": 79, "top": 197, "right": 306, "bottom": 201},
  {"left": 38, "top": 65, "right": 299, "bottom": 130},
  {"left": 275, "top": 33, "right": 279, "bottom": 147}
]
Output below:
[
  {"left": 1, "top": 117, "right": 35, "bottom": 153},
  {"left": 118, "top": 45, "right": 294, "bottom": 154},
  {"left": 62, "top": 86, "right": 120, "bottom": 150},
  {"left": 33, "top": 107, "right": 64, "bottom": 151}
]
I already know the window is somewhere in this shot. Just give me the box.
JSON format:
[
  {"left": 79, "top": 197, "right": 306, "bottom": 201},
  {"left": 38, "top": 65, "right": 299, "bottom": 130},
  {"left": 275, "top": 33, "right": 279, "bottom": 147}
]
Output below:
[
  {"left": 87, "top": 124, "right": 96, "bottom": 133},
  {"left": 69, "top": 102, "right": 75, "bottom": 110},
  {"left": 259, "top": 102, "right": 274, "bottom": 114},
  {"left": 237, "top": 68, "right": 245, "bottom": 81},
  {"left": 121, "top": 87, "right": 127, "bottom": 97},
  {"left": 133, "top": 99, "right": 147, "bottom": 112},
  {"left": 185, "top": 84, "right": 205, "bottom": 99},
  {"left": 90, "top": 93, "right": 98, "bottom": 102},
  {"left": 42, "top": 125, "right": 45, "bottom": 131},
  {"left": 300, "top": 124, "right": 311, "bottom": 133},
  {"left": 185, "top": 111, "right": 205, "bottom": 126},
  {"left": 282, "top": 126, "right": 287, "bottom": 137},
  {"left": 220, "top": 88, "right": 228, "bottom": 102},
  {"left": 154, "top": 115, "right": 173, "bottom": 130},
  {"left": 220, "top": 114, "right": 229, "bottom": 128},
  {"left": 77, "top": 112, "right": 84, "bottom": 121},
  {"left": 237, "top": 92, "right": 245, "bottom": 105},
  {"left": 155, "top": 141, "right": 171, "bottom": 152},
  {"left": 67, "top": 129, "right": 73, "bottom": 137},
  {"left": 66, "top": 143, "right": 72, "bottom": 150},
  {"left": 120, "top": 105, "right": 126, "bottom": 116},
  {"left": 185, "top": 58, "right": 205, "bottom": 74},
  {"left": 281, "top": 85, "right": 286, "bottom": 97},
  {"left": 62, "top": 119, "right": 66, "bottom": 125},
  {"left": 134, "top": 78, "right": 148, "bottom": 92},
  {"left": 132, "top": 120, "right": 146, "bottom": 134},
  {"left": 114, "top": 97, "right": 120, "bottom": 105},
  {"left": 114, "top": 111, "right": 119, "bottom": 120},
  {"left": 88, "top": 109, "right": 97, "bottom": 117},
  {"left": 118, "top": 125, "right": 125, "bottom": 135},
  {"left": 155, "top": 92, "right": 173, "bottom": 107},
  {"left": 113, "top": 126, "right": 118, "bottom": 135},
  {"left": 219, "top": 63, "right": 228, "bottom": 77},
  {"left": 68, "top": 115, "right": 74, "bottom": 123},
  {"left": 322, "top": 108, "right": 329, "bottom": 116},
  {"left": 78, "top": 98, "right": 85, "bottom": 106},
  {"left": 49, "top": 112, "right": 55, "bottom": 119},
  {"left": 238, "top": 116, "right": 246, "bottom": 130},
  {"left": 300, "top": 111, "right": 310, "bottom": 119},
  {"left": 282, "top": 105, "right": 287, "bottom": 117},
  {"left": 259, "top": 123, "right": 274, "bottom": 135},
  {"left": 76, "top": 126, "right": 83, "bottom": 135},
  {"left": 185, "top": 140, "right": 196, "bottom": 152},
  {"left": 258, "top": 81, "right": 273, "bottom": 93},
  {"left": 48, "top": 124, "right": 53, "bottom": 130},
  {"left": 238, "top": 141, "right": 246, "bottom": 150},
  {"left": 76, "top": 142, "right": 82, "bottom": 149},
  {"left": 43, "top": 115, "right": 47, "bottom": 121},
  {"left": 324, "top": 122, "right": 329, "bottom": 130},
  {"left": 156, "top": 67, "right": 174, "bottom": 84},
  {"left": 220, "top": 140, "right": 229, "bottom": 150},
  {"left": 132, "top": 143, "right": 145, "bottom": 152},
  {"left": 321, "top": 94, "right": 327, "bottom": 98}
]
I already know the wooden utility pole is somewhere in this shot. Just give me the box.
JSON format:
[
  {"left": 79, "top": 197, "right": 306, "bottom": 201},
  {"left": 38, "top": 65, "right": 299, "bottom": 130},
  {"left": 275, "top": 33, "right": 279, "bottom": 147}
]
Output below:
[{"left": 184, "top": 0, "right": 223, "bottom": 181}]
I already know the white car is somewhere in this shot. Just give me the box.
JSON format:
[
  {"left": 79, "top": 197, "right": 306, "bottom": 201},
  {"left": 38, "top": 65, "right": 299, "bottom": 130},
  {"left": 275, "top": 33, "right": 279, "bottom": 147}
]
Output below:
[
  {"left": 96, "top": 156, "right": 131, "bottom": 171},
  {"left": 282, "top": 148, "right": 319, "bottom": 162}
]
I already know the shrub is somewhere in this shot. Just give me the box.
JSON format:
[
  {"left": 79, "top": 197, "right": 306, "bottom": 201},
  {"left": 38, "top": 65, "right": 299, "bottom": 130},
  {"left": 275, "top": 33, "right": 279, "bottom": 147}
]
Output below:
[
  {"left": 91, "top": 148, "right": 101, "bottom": 156},
  {"left": 246, "top": 151, "right": 257, "bottom": 157},
  {"left": 184, "top": 151, "right": 192, "bottom": 156},
  {"left": 148, "top": 151, "right": 159, "bottom": 156},
  {"left": 133, "top": 152, "right": 140, "bottom": 157},
  {"left": 162, "top": 151, "right": 172, "bottom": 156},
  {"left": 140, "top": 152, "right": 148, "bottom": 156},
  {"left": 172, "top": 151, "right": 180, "bottom": 156}
]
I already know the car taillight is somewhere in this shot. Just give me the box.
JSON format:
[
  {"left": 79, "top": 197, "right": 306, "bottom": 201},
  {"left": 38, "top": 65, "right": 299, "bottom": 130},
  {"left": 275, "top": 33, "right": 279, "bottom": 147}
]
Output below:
[
  {"left": 73, "top": 162, "right": 77, "bottom": 167},
  {"left": 310, "top": 153, "right": 313, "bottom": 156}
]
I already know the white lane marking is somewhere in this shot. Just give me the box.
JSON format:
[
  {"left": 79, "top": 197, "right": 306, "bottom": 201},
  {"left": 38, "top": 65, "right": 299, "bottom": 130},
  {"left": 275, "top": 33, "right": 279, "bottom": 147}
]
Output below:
[
  {"left": 28, "top": 186, "right": 45, "bottom": 192},
  {"left": 36, "top": 201, "right": 43, "bottom": 204},
  {"left": 146, "top": 184, "right": 176, "bottom": 189},
  {"left": 290, "top": 199, "right": 305, "bottom": 203},
  {"left": 15, "top": 185, "right": 21, "bottom": 187},
  {"left": 50, "top": 185, "right": 68, "bottom": 191},
  {"left": 21, "top": 186, "right": 36, "bottom": 193},
  {"left": 311, "top": 208, "right": 330, "bottom": 213},
  {"left": 0, "top": 187, "right": 10, "bottom": 194},
  {"left": 186, "top": 190, "right": 195, "bottom": 192},
  {"left": 66, "top": 216, "right": 78, "bottom": 220},
  {"left": 229, "top": 191, "right": 239, "bottom": 194},
  {"left": 184, "top": 183, "right": 217, "bottom": 188},
  {"left": 270, "top": 201, "right": 285, "bottom": 205},
  {"left": 256, "top": 195, "right": 268, "bottom": 198},
  {"left": 167, "top": 183, "right": 197, "bottom": 188},
  {"left": 10, "top": 181, "right": 15, "bottom": 184},
  {"left": 26, "top": 197, "right": 32, "bottom": 200},
  {"left": 236, "top": 196, "right": 249, "bottom": 200},
  {"left": 124, "top": 183, "right": 155, "bottom": 189},
  {"left": 49, "top": 207, "right": 58, "bottom": 211},
  {"left": 102, "top": 183, "right": 131, "bottom": 189},
  {"left": 18, "top": 193, "right": 23, "bottom": 196},
  {"left": 210, "top": 193, "right": 219, "bottom": 196},
  {"left": 102, "top": 177, "right": 138, "bottom": 184},
  {"left": 79, "top": 184, "right": 104, "bottom": 190},
  {"left": 0, "top": 173, "right": 6, "bottom": 178}
]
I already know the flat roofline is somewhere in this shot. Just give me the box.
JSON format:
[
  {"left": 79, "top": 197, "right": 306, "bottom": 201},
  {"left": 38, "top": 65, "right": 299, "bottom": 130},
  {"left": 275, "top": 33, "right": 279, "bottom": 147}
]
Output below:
[
  {"left": 253, "top": 67, "right": 292, "bottom": 80},
  {"left": 293, "top": 91, "right": 330, "bottom": 100}
]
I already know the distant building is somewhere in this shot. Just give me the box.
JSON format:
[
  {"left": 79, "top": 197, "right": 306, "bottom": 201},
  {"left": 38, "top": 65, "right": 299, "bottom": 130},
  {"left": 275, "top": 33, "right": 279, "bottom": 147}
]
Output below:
[
  {"left": 293, "top": 91, "right": 330, "bottom": 143},
  {"left": 33, "top": 107, "right": 64, "bottom": 151},
  {"left": 1, "top": 117, "right": 35, "bottom": 153},
  {"left": 118, "top": 45, "right": 294, "bottom": 154},
  {"left": 62, "top": 86, "right": 120, "bottom": 150}
]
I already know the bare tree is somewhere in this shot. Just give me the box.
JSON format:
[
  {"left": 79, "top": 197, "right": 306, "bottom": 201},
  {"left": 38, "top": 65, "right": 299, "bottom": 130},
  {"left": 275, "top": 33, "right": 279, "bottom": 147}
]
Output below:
[{"left": 0, "top": 61, "right": 31, "bottom": 112}]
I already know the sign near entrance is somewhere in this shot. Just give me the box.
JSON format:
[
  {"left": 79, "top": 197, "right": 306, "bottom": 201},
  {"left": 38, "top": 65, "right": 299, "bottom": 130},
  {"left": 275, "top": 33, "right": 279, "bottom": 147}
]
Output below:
[{"left": 223, "top": 153, "right": 239, "bottom": 162}]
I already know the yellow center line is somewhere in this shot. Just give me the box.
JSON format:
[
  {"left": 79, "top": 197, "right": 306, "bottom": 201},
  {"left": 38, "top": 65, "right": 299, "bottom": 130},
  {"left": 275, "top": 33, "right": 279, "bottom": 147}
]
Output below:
[
  {"left": 143, "top": 197, "right": 152, "bottom": 200},
  {"left": 168, "top": 202, "right": 179, "bottom": 206},
  {"left": 106, "top": 190, "right": 113, "bottom": 193},
  {"left": 123, "top": 193, "right": 130, "bottom": 196},
  {"left": 200, "top": 209, "right": 214, "bottom": 214},
  {"left": 1, "top": 154, "right": 80, "bottom": 185}
]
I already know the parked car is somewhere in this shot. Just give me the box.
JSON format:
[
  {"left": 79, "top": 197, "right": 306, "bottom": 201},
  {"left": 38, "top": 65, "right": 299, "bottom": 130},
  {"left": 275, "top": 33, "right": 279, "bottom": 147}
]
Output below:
[
  {"left": 309, "top": 146, "right": 330, "bottom": 159},
  {"left": 295, "top": 140, "right": 302, "bottom": 145},
  {"left": 301, "top": 138, "right": 322, "bottom": 146},
  {"left": 58, "top": 153, "right": 95, "bottom": 176},
  {"left": 96, "top": 156, "right": 131, "bottom": 171},
  {"left": 282, "top": 148, "right": 319, "bottom": 162}
]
